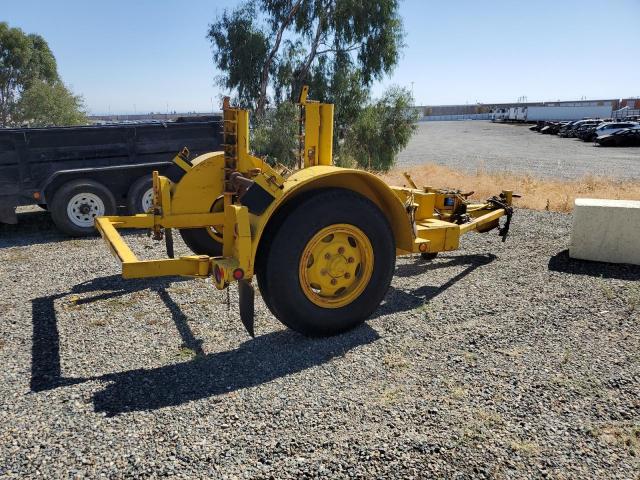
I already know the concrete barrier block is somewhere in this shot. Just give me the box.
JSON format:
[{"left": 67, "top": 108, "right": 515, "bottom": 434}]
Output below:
[{"left": 570, "top": 198, "right": 640, "bottom": 265}]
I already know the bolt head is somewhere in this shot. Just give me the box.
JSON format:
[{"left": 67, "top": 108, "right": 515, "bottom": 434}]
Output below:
[
  {"left": 338, "top": 247, "right": 345, "bottom": 255},
  {"left": 344, "top": 273, "right": 351, "bottom": 279},
  {"left": 330, "top": 278, "right": 337, "bottom": 285},
  {"left": 347, "top": 257, "right": 355, "bottom": 263},
  {"left": 324, "top": 253, "right": 331, "bottom": 260},
  {"left": 320, "top": 269, "right": 327, "bottom": 276}
]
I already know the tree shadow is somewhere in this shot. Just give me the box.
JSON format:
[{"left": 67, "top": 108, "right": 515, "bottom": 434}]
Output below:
[
  {"left": 373, "top": 253, "right": 497, "bottom": 317},
  {"left": 30, "top": 274, "right": 379, "bottom": 416},
  {"left": 548, "top": 249, "right": 640, "bottom": 281}
]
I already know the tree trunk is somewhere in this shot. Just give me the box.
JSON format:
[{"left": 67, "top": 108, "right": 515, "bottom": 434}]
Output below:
[
  {"left": 295, "top": 17, "right": 323, "bottom": 90},
  {"left": 256, "top": 1, "right": 302, "bottom": 115}
]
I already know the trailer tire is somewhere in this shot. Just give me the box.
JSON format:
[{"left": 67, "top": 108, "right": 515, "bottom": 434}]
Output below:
[
  {"left": 126, "top": 176, "right": 154, "bottom": 214},
  {"left": 50, "top": 179, "right": 117, "bottom": 236},
  {"left": 179, "top": 228, "right": 223, "bottom": 256},
  {"left": 178, "top": 196, "right": 224, "bottom": 256},
  {"left": 420, "top": 252, "right": 438, "bottom": 261},
  {"left": 258, "top": 188, "right": 395, "bottom": 336}
]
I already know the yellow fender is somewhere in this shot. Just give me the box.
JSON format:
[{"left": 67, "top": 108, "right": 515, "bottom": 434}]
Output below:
[{"left": 251, "top": 166, "right": 415, "bottom": 265}]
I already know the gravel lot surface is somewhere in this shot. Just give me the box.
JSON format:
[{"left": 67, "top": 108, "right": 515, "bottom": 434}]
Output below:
[
  {"left": 1, "top": 207, "right": 638, "bottom": 478},
  {"left": 398, "top": 122, "right": 640, "bottom": 181}
]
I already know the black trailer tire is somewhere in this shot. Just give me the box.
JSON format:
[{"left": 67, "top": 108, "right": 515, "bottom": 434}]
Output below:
[
  {"left": 126, "top": 176, "right": 154, "bottom": 214},
  {"left": 258, "top": 188, "right": 395, "bottom": 337},
  {"left": 420, "top": 252, "right": 438, "bottom": 261},
  {"left": 178, "top": 196, "right": 224, "bottom": 256},
  {"left": 179, "top": 228, "right": 223, "bottom": 256},
  {"left": 50, "top": 179, "right": 117, "bottom": 236}
]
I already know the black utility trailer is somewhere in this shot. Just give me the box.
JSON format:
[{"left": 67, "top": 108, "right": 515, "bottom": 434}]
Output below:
[{"left": 0, "top": 119, "right": 222, "bottom": 235}]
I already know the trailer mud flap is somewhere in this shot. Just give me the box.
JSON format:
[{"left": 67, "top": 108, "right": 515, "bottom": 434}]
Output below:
[{"left": 238, "top": 280, "right": 255, "bottom": 337}]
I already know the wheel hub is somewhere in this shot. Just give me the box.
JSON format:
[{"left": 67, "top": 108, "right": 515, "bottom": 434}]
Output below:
[
  {"left": 299, "top": 224, "right": 373, "bottom": 308},
  {"left": 67, "top": 192, "right": 105, "bottom": 228}
]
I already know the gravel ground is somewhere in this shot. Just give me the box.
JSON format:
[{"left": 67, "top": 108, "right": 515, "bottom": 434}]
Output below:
[
  {"left": 1, "top": 207, "right": 638, "bottom": 478},
  {"left": 398, "top": 122, "right": 640, "bottom": 181}
]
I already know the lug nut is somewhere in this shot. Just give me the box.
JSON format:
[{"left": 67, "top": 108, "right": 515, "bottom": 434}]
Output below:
[
  {"left": 338, "top": 247, "right": 345, "bottom": 254},
  {"left": 324, "top": 253, "right": 331, "bottom": 260},
  {"left": 320, "top": 269, "right": 327, "bottom": 276},
  {"left": 347, "top": 257, "right": 354, "bottom": 263},
  {"left": 330, "top": 278, "right": 337, "bottom": 285},
  {"left": 344, "top": 273, "right": 351, "bottom": 279}
]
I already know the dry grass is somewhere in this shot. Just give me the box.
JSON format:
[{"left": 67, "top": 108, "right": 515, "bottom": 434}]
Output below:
[
  {"left": 509, "top": 440, "right": 541, "bottom": 456},
  {"left": 380, "top": 164, "right": 640, "bottom": 213},
  {"left": 383, "top": 352, "right": 410, "bottom": 370}
]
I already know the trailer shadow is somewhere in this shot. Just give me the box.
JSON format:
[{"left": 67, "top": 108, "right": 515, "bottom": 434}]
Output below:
[
  {"left": 373, "top": 253, "right": 497, "bottom": 317},
  {"left": 30, "top": 274, "right": 379, "bottom": 416},
  {"left": 92, "top": 326, "right": 378, "bottom": 416},
  {"left": 30, "top": 275, "right": 192, "bottom": 393},
  {"left": 548, "top": 249, "right": 640, "bottom": 281},
  {"left": 0, "top": 209, "right": 66, "bottom": 248},
  {"left": 30, "top": 253, "right": 492, "bottom": 416}
]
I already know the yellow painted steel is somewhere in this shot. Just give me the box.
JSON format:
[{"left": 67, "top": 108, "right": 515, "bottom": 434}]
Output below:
[
  {"left": 318, "top": 104, "right": 334, "bottom": 166},
  {"left": 95, "top": 216, "right": 213, "bottom": 279},
  {"left": 459, "top": 209, "right": 505, "bottom": 234},
  {"left": 123, "top": 257, "right": 211, "bottom": 279},
  {"left": 95, "top": 217, "right": 138, "bottom": 264},
  {"left": 303, "top": 102, "right": 320, "bottom": 168},
  {"left": 223, "top": 204, "right": 251, "bottom": 271},
  {"left": 298, "top": 224, "right": 374, "bottom": 309}
]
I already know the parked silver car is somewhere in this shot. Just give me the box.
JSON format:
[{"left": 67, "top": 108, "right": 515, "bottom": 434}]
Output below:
[{"left": 594, "top": 121, "right": 640, "bottom": 138}]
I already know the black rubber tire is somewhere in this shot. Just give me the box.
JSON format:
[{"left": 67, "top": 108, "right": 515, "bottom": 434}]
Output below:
[
  {"left": 50, "top": 179, "right": 117, "bottom": 236},
  {"left": 258, "top": 188, "right": 396, "bottom": 337},
  {"left": 179, "top": 197, "right": 224, "bottom": 256},
  {"left": 126, "top": 175, "right": 153, "bottom": 214},
  {"left": 179, "top": 228, "right": 223, "bottom": 256},
  {"left": 420, "top": 252, "right": 438, "bottom": 261}
]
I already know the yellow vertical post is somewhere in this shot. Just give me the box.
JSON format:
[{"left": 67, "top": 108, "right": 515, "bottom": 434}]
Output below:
[
  {"left": 318, "top": 103, "right": 334, "bottom": 166},
  {"left": 304, "top": 103, "right": 320, "bottom": 168},
  {"left": 237, "top": 109, "right": 250, "bottom": 165},
  {"left": 222, "top": 102, "right": 237, "bottom": 209}
]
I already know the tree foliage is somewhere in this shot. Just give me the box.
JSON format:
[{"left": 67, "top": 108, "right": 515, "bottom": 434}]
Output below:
[
  {"left": 0, "top": 22, "right": 85, "bottom": 127},
  {"left": 14, "top": 80, "right": 87, "bottom": 127},
  {"left": 207, "top": 0, "right": 404, "bottom": 116},
  {"left": 251, "top": 100, "right": 299, "bottom": 166},
  {"left": 342, "top": 86, "right": 418, "bottom": 171},
  {"left": 208, "top": 0, "right": 417, "bottom": 171}
]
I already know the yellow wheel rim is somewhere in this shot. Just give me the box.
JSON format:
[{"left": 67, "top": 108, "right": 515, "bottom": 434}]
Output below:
[
  {"left": 206, "top": 196, "right": 224, "bottom": 243},
  {"left": 299, "top": 224, "right": 374, "bottom": 309}
]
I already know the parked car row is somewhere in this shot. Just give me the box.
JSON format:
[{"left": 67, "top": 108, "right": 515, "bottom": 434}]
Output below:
[{"left": 528, "top": 118, "right": 640, "bottom": 146}]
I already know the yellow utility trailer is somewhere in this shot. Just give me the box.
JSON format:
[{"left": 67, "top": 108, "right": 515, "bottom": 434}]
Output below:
[{"left": 96, "top": 88, "right": 515, "bottom": 336}]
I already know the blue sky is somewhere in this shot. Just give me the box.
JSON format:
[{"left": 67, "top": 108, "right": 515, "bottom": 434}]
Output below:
[{"left": 3, "top": 0, "right": 639, "bottom": 114}]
